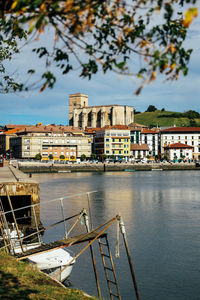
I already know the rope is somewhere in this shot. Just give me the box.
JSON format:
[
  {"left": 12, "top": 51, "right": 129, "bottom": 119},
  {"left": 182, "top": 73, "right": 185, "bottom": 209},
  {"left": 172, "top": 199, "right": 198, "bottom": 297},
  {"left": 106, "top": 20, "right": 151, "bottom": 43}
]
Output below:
[{"left": 115, "top": 220, "right": 120, "bottom": 258}]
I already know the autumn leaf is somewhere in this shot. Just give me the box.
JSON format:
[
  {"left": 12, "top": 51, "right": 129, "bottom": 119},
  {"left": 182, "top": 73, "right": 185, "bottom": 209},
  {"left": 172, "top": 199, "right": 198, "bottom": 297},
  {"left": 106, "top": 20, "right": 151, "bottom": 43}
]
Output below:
[
  {"left": 169, "top": 43, "right": 176, "bottom": 53},
  {"left": 39, "top": 83, "right": 47, "bottom": 92},
  {"left": 170, "top": 63, "right": 176, "bottom": 70},
  {"left": 11, "top": 1, "right": 18, "bottom": 10},
  {"left": 183, "top": 7, "right": 198, "bottom": 28},
  {"left": 149, "top": 71, "right": 156, "bottom": 84}
]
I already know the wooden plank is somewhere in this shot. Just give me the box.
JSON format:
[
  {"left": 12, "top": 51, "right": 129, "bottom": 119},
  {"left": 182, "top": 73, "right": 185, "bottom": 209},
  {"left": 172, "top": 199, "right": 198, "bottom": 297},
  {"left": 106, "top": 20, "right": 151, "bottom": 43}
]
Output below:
[{"left": 16, "top": 231, "right": 107, "bottom": 259}]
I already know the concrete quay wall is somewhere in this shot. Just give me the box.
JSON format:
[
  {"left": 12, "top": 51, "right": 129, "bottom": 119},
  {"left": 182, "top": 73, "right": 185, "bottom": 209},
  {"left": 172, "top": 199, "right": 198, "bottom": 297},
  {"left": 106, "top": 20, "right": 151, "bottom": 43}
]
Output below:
[{"left": 18, "top": 162, "right": 200, "bottom": 173}]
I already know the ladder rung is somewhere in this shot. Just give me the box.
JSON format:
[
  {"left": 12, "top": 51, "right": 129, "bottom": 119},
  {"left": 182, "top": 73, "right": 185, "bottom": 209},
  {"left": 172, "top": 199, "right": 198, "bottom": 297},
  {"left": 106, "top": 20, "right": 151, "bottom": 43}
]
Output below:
[
  {"left": 104, "top": 266, "right": 113, "bottom": 271},
  {"left": 99, "top": 241, "right": 108, "bottom": 246},
  {"left": 110, "top": 292, "right": 120, "bottom": 298},
  {"left": 107, "top": 279, "right": 117, "bottom": 285},
  {"left": 102, "top": 253, "right": 110, "bottom": 258}
]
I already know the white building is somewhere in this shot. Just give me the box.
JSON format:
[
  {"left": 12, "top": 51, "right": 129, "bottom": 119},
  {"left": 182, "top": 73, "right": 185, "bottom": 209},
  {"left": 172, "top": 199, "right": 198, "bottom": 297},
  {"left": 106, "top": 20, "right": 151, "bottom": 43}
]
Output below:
[
  {"left": 140, "top": 129, "right": 159, "bottom": 156},
  {"left": 130, "top": 144, "right": 149, "bottom": 158},
  {"left": 164, "top": 143, "right": 193, "bottom": 160},
  {"left": 160, "top": 127, "right": 200, "bottom": 160}
]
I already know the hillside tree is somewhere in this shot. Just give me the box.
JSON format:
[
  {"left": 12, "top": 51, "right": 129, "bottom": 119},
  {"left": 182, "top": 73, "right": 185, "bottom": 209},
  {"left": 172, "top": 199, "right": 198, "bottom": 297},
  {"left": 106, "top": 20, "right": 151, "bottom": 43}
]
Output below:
[{"left": 146, "top": 105, "right": 157, "bottom": 112}]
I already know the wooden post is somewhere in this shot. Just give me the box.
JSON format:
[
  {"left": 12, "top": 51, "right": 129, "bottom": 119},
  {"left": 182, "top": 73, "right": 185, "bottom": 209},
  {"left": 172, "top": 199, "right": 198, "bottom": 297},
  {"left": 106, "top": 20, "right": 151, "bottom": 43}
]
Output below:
[
  {"left": 60, "top": 198, "right": 67, "bottom": 236},
  {"left": 0, "top": 219, "right": 9, "bottom": 253},
  {"left": 6, "top": 186, "right": 24, "bottom": 253},
  {"left": 87, "top": 192, "right": 93, "bottom": 229},
  {"left": 84, "top": 211, "right": 102, "bottom": 299},
  {"left": 118, "top": 216, "right": 140, "bottom": 300},
  {"left": 32, "top": 206, "right": 41, "bottom": 244}
]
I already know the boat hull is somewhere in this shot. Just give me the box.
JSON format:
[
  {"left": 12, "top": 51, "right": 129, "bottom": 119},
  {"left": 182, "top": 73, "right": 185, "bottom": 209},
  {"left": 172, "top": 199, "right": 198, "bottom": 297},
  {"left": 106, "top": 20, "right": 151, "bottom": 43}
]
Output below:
[
  {"left": 42, "top": 264, "right": 74, "bottom": 282},
  {"left": 28, "top": 248, "right": 75, "bottom": 282}
]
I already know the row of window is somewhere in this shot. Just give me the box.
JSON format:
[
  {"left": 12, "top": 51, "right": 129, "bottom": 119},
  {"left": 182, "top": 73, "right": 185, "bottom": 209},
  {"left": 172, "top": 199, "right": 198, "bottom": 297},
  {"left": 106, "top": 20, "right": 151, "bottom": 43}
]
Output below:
[
  {"left": 42, "top": 152, "right": 76, "bottom": 156},
  {"left": 105, "top": 144, "right": 130, "bottom": 148},
  {"left": 28, "top": 133, "right": 78, "bottom": 137},
  {"left": 105, "top": 150, "right": 130, "bottom": 154},
  {"left": 42, "top": 146, "right": 76, "bottom": 150},
  {"left": 97, "top": 132, "right": 129, "bottom": 137},
  {"left": 24, "top": 139, "right": 89, "bottom": 144},
  {"left": 165, "top": 136, "right": 200, "bottom": 140}
]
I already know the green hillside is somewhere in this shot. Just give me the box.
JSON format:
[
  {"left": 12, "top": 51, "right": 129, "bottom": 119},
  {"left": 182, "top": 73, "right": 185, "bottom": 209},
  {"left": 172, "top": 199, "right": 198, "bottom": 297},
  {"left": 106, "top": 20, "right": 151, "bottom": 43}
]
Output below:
[{"left": 134, "top": 110, "right": 200, "bottom": 128}]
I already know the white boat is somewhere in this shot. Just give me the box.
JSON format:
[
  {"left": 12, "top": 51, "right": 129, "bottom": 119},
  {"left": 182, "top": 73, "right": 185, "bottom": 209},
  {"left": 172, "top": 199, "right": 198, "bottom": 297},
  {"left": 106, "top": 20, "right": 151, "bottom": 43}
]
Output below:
[
  {"left": 27, "top": 248, "right": 75, "bottom": 282},
  {"left": 1, "top": 226, "right": 75, "bottom": 282},
  {"left": 13, "top": 242, "right": 42, "bottom": 253}
]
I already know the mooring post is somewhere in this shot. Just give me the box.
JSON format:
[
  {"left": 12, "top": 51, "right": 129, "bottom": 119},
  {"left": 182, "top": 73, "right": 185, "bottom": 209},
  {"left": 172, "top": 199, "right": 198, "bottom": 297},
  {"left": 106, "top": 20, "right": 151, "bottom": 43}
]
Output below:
[
  {"left": 118, "top": 216, "right": 140, "bottom": 300},
  {"left": 60, "top": 198, "right": 67, "bottom": 236},
  {"left": 32, "top": 206, "right": 41, "bottom": 244},
  {"left": 84, "top": 211, "right": 102, "bottom": 299}
]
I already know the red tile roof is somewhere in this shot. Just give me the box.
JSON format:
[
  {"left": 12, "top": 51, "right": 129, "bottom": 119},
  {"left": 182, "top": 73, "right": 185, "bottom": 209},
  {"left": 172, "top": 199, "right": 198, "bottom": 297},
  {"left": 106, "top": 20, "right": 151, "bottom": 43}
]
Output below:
[
  {"left": 94, "top": 125, "right": 130, "bottom": 132},
  {"left": 16, "top": 125, "right": 84, "bottom": 134},
  {"left": 129, "top": 122, "right": 147, "bottom": 129},
  {"left": 130, "top": 143, "right": 149, "bottom": 151},
  {"left": 161, "top": 127, "right": 200, "bottom": 133},
  {"left": 164, "top": 143, "right": 193, "bottom": 149},
  {"left": 103, "top": 125, "right": 130, "bottom": 130},
  {"left": 84, "top": 127, "right": 100, "bottom": 133},
  {"left": 5, "top": 124, "right": 30, "bottom": 129},
  {"left": 141, "top": 128, "right": 159, "bottom": 134},
  {"left": 2, "top": 128, "right": 23, "bottom": 135}
]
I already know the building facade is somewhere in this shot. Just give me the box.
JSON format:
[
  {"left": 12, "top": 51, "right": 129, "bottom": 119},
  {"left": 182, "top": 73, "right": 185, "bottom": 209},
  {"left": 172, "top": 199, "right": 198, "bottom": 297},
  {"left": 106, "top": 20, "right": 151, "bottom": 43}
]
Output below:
[
  {"left": 94, "top": 126, "right": 130, "bottom": 160},
  {"left": 130, "top": 144, "right": 150, "bottom": 158},
  {"left": 0, "top": 125, "right": 30, "bottom": 157},
  {"left": 164, "top": 143, "right": 193, "bottom": 160},
  {"left": 69, "top": 93, "right": 134, "bottom": 129},
  {"left": 10, "top": 125, "right": 92, "bottom": 160},
  {"left": 140, "top": 128, "right": 159, "bottom": 156},
  {"left": 129, "top": 123, "right": 159, "bottom": 158},
  {"left": 160, "top": 127, "right": 200, "bottom": 159}
]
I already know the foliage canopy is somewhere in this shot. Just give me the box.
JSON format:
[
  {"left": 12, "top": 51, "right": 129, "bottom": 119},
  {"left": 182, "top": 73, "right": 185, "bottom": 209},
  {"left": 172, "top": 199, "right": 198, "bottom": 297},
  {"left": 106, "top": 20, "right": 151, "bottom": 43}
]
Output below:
[{"left": 0, "top": 0, "right": 198, "bottom": 93}]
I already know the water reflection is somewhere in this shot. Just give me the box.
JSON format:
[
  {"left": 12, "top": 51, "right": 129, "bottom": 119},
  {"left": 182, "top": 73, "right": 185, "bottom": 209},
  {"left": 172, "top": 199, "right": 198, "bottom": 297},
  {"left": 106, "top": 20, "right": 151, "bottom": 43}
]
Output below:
[{"left": 33, "top": 171, "right": 200, "bottom": 300}]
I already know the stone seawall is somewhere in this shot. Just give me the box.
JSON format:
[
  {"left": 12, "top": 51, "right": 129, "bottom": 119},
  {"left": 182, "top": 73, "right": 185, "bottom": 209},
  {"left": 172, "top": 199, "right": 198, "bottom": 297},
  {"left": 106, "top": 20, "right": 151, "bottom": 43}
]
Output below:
[{"left": 18, "top": 162, "right": 200, "bottom": 173}]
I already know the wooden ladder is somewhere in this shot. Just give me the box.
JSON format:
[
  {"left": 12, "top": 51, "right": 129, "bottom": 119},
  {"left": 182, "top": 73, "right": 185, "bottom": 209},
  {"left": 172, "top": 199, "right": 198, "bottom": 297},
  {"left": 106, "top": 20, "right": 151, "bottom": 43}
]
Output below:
[
  {"left": 98, "top": 235, "right": 121, "bottom": 300},
  {"left": 0, "top": 199, "right": 12, "bottom": 253}
]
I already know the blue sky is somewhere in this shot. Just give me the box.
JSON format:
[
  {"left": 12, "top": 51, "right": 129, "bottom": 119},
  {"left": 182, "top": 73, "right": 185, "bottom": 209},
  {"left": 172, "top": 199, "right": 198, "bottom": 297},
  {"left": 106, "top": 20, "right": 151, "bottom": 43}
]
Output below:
[{"left": 1, "top": 11, "right": 200, "bottom": 126}]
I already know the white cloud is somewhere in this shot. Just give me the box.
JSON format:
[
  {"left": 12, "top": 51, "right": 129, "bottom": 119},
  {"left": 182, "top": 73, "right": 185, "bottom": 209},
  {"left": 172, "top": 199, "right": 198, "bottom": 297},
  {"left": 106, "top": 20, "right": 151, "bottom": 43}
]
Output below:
[{"left": 0, "top": 8, "right": 200, "bottom": 125}]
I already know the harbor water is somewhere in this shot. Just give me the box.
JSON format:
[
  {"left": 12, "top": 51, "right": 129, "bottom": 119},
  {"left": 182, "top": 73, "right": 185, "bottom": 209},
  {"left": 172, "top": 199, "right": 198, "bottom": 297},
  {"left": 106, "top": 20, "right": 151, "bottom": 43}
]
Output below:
[{"left": 33, "top": 171, "right": 200, "bottom": 300}]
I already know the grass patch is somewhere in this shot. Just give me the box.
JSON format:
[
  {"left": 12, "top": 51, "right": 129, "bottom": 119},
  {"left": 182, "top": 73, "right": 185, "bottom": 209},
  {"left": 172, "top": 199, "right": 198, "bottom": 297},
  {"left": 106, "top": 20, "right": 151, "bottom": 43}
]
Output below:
[
  {"left": 0, "top": 250, "right": 96, "bottom": 300},
  {"left": 135, "top": 110, "right": 200, "bottom": 127}
]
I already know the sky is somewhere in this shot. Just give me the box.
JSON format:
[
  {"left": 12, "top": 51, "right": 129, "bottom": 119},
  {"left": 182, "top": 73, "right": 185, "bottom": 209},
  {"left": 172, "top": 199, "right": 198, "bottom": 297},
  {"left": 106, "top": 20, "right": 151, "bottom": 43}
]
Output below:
[{"left": 1, "top": 8, "right": 200, "bottom": 126}]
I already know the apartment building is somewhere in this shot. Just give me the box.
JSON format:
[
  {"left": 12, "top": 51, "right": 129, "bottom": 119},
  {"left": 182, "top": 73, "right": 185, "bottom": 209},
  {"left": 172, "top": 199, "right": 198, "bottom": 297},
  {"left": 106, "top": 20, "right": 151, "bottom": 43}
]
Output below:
[
  {"left": 94, "top": 125, "right": 130, "bottom": 160},
  {"left": 160, "top": 127, "right": 200, "bottom": 159},
  {"left": 0, "top": 125, "right": 30, "bottom": 156},
  {"left": 10, "top": 125, "right": 92, "bottom": 160},
  {"left": 0, "top": 128, "right": 21, "bottom": 156},
  {"left": 129, "top": 123, "right": 159, "bottom": 157},
  {"left": 140, "top": 128, "right": 159, "bottom": 156}
]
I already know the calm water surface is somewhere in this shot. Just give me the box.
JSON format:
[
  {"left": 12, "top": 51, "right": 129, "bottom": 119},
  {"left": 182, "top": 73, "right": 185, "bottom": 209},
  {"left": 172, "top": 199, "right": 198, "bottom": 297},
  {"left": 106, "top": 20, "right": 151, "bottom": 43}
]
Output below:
[{"left": 33, "top": 171, "right": 200, "bottom": 300}]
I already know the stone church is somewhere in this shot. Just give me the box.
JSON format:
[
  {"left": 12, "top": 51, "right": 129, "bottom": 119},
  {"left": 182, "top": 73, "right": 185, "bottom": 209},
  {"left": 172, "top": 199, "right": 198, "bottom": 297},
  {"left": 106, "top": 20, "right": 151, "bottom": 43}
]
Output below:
[{"left": 69, "top": 93, "right": 134, "bottom": 129}]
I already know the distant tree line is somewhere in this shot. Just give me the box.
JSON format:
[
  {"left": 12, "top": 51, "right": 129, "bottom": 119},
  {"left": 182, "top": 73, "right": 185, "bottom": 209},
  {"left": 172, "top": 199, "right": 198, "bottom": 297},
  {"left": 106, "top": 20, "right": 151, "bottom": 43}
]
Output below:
[{"left": 158, "top": 110, "right": 200, "bottom": 119}]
